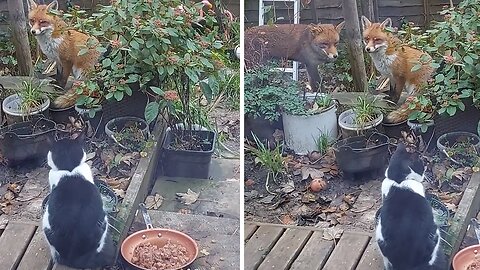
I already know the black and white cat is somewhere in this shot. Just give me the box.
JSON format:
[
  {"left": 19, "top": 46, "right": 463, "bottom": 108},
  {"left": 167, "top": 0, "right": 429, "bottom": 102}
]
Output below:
[
  {"left": 43, "top": 134, "right": 114, "bottom": 268},
  {"left": 376, "top": 143, "right": 446, "bottom": 270}
]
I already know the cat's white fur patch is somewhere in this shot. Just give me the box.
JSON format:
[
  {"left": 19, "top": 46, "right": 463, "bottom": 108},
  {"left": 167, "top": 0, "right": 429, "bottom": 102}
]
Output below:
[
  {"left": 429, "top": 229, "right": 442, "bottom": 266},
  {"left": 48, "top": 151, "right": 92, "bottom": 189},
  {"left": 42, "top": 205, "right": 59, "bottom": 261},
  {"left": 96, "top": 216, "right": 109, "bottom": 253}
]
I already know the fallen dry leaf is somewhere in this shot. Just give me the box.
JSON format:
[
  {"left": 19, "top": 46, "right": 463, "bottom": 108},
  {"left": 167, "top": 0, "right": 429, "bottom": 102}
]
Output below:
[
  {"left": 144, "top": 194, "right": 164, "bottom": 210},
  {"left": 112, "top": 188, "right": 126, "bottom": 198},
  {"left": 245, "top": 179, "right": 255, "bottom": 187},
  {"left": 301, "top": 167, "right": 324, "bottom": 180},
  {"left": 176, "top": 189, "right": 199, "bottom": 205},
  {"left": 280, "top": 214, "right": 296, "bottom": 225},
  {"left": 322, "top": 227, "right": 344, "bottom": 241},
  {"left": 280, "top": 180, "right": 295, "bottom": 194},
  {"left": 4, "top": 190, "right": 15, "bottom": 201},
  {"left": 301, "top": 193, "right": 317, "bottom": 203},
  {"left": 178, "top": 208, "right": 191, "bottom": 214}
]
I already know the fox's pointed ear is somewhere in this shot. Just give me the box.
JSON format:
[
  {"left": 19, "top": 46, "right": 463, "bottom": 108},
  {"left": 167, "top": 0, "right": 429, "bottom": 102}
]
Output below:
[
  {"left": 308, "top": 24, "right": 323, "bottom": 35},
  {"left": 27, "top": 0, "right": 38, "bottom": 10},
  {"left": 380, "top": 18, "right": 392, "bottom": 29},
  {"left": 335, "top": 21, "right": 345, "bottom": 33},
  {"left": 361, "top": 16, "right": 371, "bottom": 31},
  {"left": 47, "top": 0, "right": 59, "bottom": 11}
]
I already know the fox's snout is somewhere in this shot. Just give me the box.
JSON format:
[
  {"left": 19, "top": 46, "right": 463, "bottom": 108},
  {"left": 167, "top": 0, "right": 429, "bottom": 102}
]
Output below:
[
  {"left": 365, "top": 46, "right": 375, "bottom": 53},
  {"left": 31, "top": 28, "right": 41, "bottom": 35},
  {"left": 323, "top": 48, "right": 338, "bottom": 60}
]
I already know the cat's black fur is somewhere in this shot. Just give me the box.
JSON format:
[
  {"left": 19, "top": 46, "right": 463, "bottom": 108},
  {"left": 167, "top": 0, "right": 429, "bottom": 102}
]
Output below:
[
  {"left": 43, "top": 134, "right": 114, "bottom": 268},
  {"left": 377, "top": 143, "right": 447, "bottom": 270}
]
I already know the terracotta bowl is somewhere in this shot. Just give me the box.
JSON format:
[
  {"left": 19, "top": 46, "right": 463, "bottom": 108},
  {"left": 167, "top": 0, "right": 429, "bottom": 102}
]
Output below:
[
  {"left": 121, "top": 228, "right": 198, "bottom": 270},
  {"left": 452, "top": 244, "right": 480, "bottom": 270}
]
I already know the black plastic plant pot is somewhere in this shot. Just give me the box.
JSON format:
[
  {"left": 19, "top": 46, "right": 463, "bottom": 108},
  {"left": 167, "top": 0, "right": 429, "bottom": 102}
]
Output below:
[
  {"left": 382, "top": 120, "right": 408, "bottom": 139},
  {"left": 75, "top": 105, "right": 104, "bottom": 136},
  {"left": 49, "top": 105, "right": 78, "bottom": 125},
  {"left": 244, "top": 114, "right": 283, "bottom": 144},
  {"left": 0, "top": 118, "right": 56, "bottom": 167},
  {"left": 161, "top": 129, "right": 216, "bottom": 179},
  {"left": 333, "top": 132, "right": 390, "bottom": 181}
]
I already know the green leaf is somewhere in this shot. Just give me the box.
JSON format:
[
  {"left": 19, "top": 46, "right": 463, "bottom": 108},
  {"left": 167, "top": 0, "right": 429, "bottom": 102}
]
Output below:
[
  {"left": 102, "top": 58, "right": 112, "bottom": 68},
  {"left": 130, "top": 40, "right": 140, "bottom": 50},
  {"left": 199, "top": 81, "right": 212, "bottom": 103},
  {"left": 144, "top": 102, "right": 159, "bottom": 124},
  {"left": 435, "top": 74, "right": 445, "bottom": 83},
  {"left": 114, "top": 91, "right": 124, "bottom": 101},
  {"left": 458, "top": 102, "right": 465, "bottom": 111},
  {"left": 446, "top": 106, "right": 456, "bottom": 116},
  {"left": 464, "top": 55, "right": 474, "bottom": 65},
  {"left": 200, "top": 58, "right": 214, "bottom": 69},
  {"left": 477, "top": 120, "right": 480, "bottom": 137},
  {"left": 150, "top": 86, "right": 163, "bottom": 95},
  {"left": 105, "top": 92, "right": 114, "bottom": 100}
]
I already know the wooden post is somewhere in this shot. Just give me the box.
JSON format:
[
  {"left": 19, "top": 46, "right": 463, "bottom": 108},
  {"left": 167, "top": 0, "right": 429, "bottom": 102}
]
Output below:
[
  {"left": 360, "top": 0, "right": 376, "bottom": 22},
  {"left": 7, "top": 0, "right": 33, "bottom": 76},
  {"left": 310, "top": 0, "right": 319, "bottom": 24},
  {"left": 342, "top": 0, "right": 368, "bottom": 92}
]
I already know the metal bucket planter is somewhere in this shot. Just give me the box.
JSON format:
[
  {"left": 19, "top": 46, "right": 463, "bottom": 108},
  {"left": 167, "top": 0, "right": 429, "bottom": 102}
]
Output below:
[
  {"left": 0, "top": 118, "right": 56, "bottom": 167},
  {"left": 2, "top": 93, "right": 50, "bottom": 125},
  {"left": 338, "top": 109, "right": 383, "bottom": 139},
  {"left": 282, "top": 103, "right": 338, "bottom": 155}
]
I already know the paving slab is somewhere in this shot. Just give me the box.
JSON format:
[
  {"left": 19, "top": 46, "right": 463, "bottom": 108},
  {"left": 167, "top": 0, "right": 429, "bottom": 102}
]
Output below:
[
  {"left": 151, "top": 158, "right": 240, "bottom": 219},
  {"left": 131, "top": 210, "right": 240, "bottom": 269}
]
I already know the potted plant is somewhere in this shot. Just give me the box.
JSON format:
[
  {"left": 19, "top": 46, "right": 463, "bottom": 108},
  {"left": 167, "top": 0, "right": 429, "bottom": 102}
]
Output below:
[
  {"left": 0, "top": 118, "right": 56, "bottom": 167},
  {"left": 436, "top": 131, "right": 480, "bottom": 167},
  {"left": 244, "top": 63, "right": 293, "bottom": 146},
  {"left": 2, "top": 78, "right": 52, "bottom": 125},
  {"left": 333, "top": 132, "right": 390, "bottom": 181},
  {"left": 338, "top": 95, "right": 384, "bottom": 138},
  {"left": 105, "top": 116, "right": 149, "bottom": 152},
  {"left": 281, "top": 91, "right": 338, "bottom": 155}
]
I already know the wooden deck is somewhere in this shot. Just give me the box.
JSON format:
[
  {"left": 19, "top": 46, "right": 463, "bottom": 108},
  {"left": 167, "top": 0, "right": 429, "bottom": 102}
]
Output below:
[
  {"left": 245, "top": 222, "right": 384, "bottom": 270},
  {"left": 0, "top": 221, "right": 94, "bottom": 270}
]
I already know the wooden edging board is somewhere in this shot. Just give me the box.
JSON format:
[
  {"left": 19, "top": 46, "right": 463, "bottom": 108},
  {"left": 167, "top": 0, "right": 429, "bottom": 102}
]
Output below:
[
  {"left": 112, "top": 117, "right": 166, "bottom": 258},
  {"left": 447, "top": 171, "right": 480, "bottom": 264}
]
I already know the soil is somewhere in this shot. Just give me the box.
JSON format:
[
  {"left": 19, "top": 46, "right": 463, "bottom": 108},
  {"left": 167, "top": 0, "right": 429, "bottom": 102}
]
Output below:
[
  {"left": 0, "top": 130, "right": 142, "bottom": 223},
  {"left": 244, "top": 146, "right": 471, "bottom": 234}
]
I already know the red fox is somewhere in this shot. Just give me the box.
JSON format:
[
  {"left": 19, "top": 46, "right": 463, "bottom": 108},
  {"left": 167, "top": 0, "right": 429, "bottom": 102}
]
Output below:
[
  {"left": 361, "top": 16, "right": 433, "bottom": 123},
  {"left": 244, "top": 22, "right": 345, "bottom": 92},
  {"left": 28, "top": 0, "right": 99, "bottom": 109}
]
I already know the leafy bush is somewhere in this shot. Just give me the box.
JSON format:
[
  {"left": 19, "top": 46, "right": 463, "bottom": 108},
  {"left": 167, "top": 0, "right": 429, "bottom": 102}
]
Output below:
[
  {"left": 399, "top": 0, "right": 480, "bottom": 117},
  {"left": 244, "top": 63, "right": 306, "bottom": 122},
  {"left": 62, "top": 1, "right": 224, "bottom": 127}
]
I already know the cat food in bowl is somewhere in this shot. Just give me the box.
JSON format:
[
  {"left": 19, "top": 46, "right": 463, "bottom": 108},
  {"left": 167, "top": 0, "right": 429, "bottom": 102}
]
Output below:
[{"left": 131, "top": 241, "right": 190, "bottom": 270}]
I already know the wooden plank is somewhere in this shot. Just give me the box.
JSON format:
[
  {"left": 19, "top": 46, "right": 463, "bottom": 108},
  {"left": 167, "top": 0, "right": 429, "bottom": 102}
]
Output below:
[
  {"left": 290, "top": 231, "right": 334, "bottom": 270},
  {"left": 244, "top": 226, "right": 284, "bottom": 270},
  {"left": 244, "top": 224, "right": 258, "bottom": 241},
  {"left": 244, "top": 221, "right": 325, "bottom": 232},
  {"left": 16, "top": 227, "right": 52, "bottom": 270},
  {"left": 447, "top": 172, "right": 480, "bottom": 263},
  {"left": 257, "top": 228, "right": 311, "bottom": 270},
  {"left": 322, "top": 232, "right": 370, "bottom": 270},
  {"left": 0, "top": 222, "right": 36, "bottom": 270},
  {"left": 51, "top": 264, "right": 81, "bottom": 270},
  {"left": 356, "top": 236, "right": 384, "bottom": 270}
]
